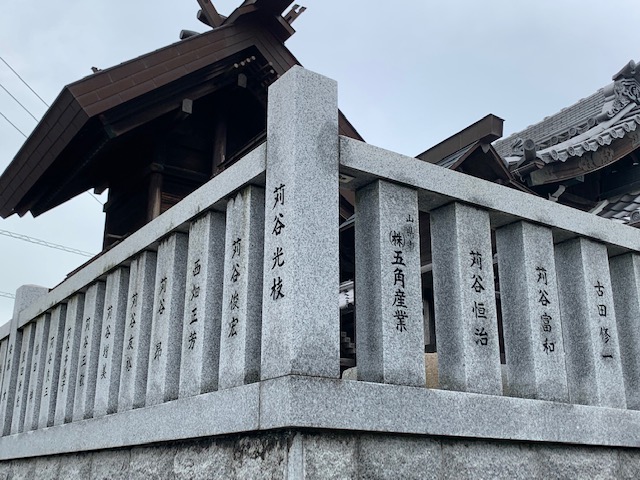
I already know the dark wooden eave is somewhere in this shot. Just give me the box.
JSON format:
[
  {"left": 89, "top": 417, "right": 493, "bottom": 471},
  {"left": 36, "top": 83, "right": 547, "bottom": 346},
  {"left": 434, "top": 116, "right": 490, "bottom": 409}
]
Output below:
[{"left": 0, "top": 4, "right": 362, "bottom": 219}]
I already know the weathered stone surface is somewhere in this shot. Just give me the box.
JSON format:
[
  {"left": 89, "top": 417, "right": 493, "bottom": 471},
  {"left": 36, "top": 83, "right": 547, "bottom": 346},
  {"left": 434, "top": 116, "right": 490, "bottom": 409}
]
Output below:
[
  {"left": 53, "top": 294, "right": 84, "bottom": 426},
  {"left": 179, "top": 212, "right": 225, "bottom": 398},
  {"left": 233, "top": 433, "right": 287, "bottom": 480},
  {"left": 430, "top": 202, "right": 502, "bottom": 395},
  {"left": 610, "top": 253, "right": 640, "bottom": 410},
  {"left": 219, "top": 186, "right": 265, "bottom": 389},
  {"left": 72, "top": 282, "right": 106, "bottom": 421},
  {"left": 261, "top": 66, "right": 340, "bottom": 380},
  {"left": 129, "top": 445, "right": 176, "bottom": 480},
  {"left": 94, "top": 268, "right": 129, "bottom": 417},
  {"left": 173, "top": 440, "right": 232, "bottom": 480},
  {"left": 38, "top": 304, "right": 66, "bottom": 428},
  {"left": 32, "top": 456, "right": 61, "bottom": 480},
  {"left": 57, "top": 453, "right": 91, "bottom": 478},
  {"left": 441, "top": 440, "right": 538, "bottom": 480},
  {"left": 537, "top": 444, "right": 619, "bottom": 479},
  {"left": 358, "top": 434, "right": 441, "bottom": 480},
  {"left": 301, "top": 433, "right": 357, "bottom": 480},
  {"left": 355, "top": 180, "right": 425, "bottom": 386},
  {"left": 118, "top": 251, "right": 156, "bottom": 412},
  {"left": 23, "top": 313, "right": 51, "bottom": 431},
  {"left": 0, "top": 461, "right": 10, "bottom": 480},
  {"left": 555, "top": 238, "right": 626, "bottom": 408},
  {"left": 496, "top": 221, "right": 568, "bottom": 402},
  {"left": 618, "top": 448, "right": 640, "bottom": 479},
  {"left": 89, "top": 449, "right": 130, "bottom": 480},
  {"left": 146, "top": 233, "right": 188, "bottom": 406},
  {"left": 9, "top": 459, "right": 35, "bottom": 480}
]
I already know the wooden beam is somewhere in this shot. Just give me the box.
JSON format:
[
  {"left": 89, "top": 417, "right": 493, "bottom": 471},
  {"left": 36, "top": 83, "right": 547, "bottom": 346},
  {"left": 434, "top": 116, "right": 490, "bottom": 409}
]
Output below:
[{"left": 197, "top": 0, "right": 224, "bottom": 28}]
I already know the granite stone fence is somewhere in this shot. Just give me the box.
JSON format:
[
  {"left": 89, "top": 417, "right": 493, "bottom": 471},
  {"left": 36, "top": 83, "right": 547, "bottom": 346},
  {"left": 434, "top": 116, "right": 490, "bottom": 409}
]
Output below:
[{"left": 3, "top": 66, "right": 640, "bottom": 464}]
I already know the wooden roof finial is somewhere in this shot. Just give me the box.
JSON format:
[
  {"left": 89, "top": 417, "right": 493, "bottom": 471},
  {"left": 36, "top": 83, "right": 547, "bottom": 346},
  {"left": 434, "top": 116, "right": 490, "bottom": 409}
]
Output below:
[{"left": 197, "top": 0, "right": 224, "bottom": 28}]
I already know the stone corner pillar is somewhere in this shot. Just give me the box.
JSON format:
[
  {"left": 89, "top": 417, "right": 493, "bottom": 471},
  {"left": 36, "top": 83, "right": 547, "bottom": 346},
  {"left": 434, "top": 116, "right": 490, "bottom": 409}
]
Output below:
[{"left": 260, "top": 66, "right": 340, "bottom": 380}]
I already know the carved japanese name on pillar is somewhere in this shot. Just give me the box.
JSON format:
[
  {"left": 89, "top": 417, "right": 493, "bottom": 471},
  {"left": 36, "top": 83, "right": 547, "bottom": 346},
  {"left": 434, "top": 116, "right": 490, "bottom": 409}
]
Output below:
[
  {"left": 23, "top": 313, "right": 51, "bottom": 431},
  {"left": 53, "top": 294, "right": 84, "bottom": 425},
  {"left": 534, "top": 266, "right": 558, "bottom": 357},
  {"left": 38, "top": 304, "right": 65, "bottom": 428},
  {"left": 593, "top": 280, "right": 615, "bottom": 360},
  {"left": 118, "top": 252, "right": 156, "bottom": 411},
  {"left": 469, "top": 250, "right": 491, "bottom": 349},
  {"left": 270, "top": 183, "right": 286, "bottom": 304},
  {"left": 11, "top": 322, "right": 35, "bottom": 434},
  {"left": 389, "top": 214, "right": 417, "bottom": 334}
]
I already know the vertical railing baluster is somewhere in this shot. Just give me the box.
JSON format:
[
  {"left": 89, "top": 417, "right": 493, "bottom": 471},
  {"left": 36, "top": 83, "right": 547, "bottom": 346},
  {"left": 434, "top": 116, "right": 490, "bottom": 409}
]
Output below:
[
  {"left": 146, "top": 233, "right": 188, "bottom": 406},
  {"left": 38, "top": 303, "right": 66, "bottom": 428},
  {"left": 496, "top": 221, "right": 568, "bottom": 401},
  {"left": 179, "top": 212, "right": 225, "bottom": 397},
  {"left": 118, "top": 252, "right": 157, "bottom": 412},
  {"left": 94, "top": 268, "right": 129, "bottom": 417},
  {"left": 355, "top": 180, "right": 425, "bottom": 386},
  {"left": 609, "top": 253, "right": 640, "bottom": 409},
  {"left": 260, "top": 66, "right": 340, "bottom": 380},
  {"left": 72, "top": 282, "right": 106, "bottom": 421},
  {"left": 430, "top": 202, "right": 502, "bottom": 395},
  {"left": 22, "top": 313, "right": 51, "bottom": 430},
  {"left": 556, "top": 238, "right": 626, "bottom": 407},
  {"left": 54, "top": 294, "right": 84, "bottom": 425},
  {"left": 219, "top": 186, "right": 265, "bottom": 389}
]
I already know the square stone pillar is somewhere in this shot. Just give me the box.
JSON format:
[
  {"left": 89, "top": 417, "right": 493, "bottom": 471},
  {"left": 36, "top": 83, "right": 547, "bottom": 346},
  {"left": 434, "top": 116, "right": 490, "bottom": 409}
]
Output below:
[
  {"left": 54, "top": 294, "right": 84, "bottom": 425},
  {"left": 355, "top": 180, "right": 425, "bottom": 386},
  {"left": 609, "top": 253, "right": 640, "bottom": 409},
  {"left": 555, "top": 238, "right": 626, "bottom": 408},
  {"left": 23, "top": 312, "right": 51, "bottom": 431},
  {"left": 260, "top": 67, "right": 340, "bottom": 380},
  {"left": 118, "top": 251, "right": 157, "bottom": 412},
  {"left": 496, "top": 222, "right": 568, "bottom": 402},
  {"left": 179, "top": 212, "right": 225, "bottom": 397},
  {"left": 146, "top": 233, "right": 188, "bottom": 406},
  {"left": 94, "top": 267, "right": 129, "bottom": 417},
  {"left": 0, "top": 285, "right": 47, "bottom": 435},
  {"left": 37, "top": 303, "right": 66, "bottom": 428},
  {"left": 72, "top": 281, "right": 106, "bottom": 421},
  {"left": 219, "top": 186, "right": 265, "bottom": 389},
  {"left": 10, "top": 322, "right": 35, "bottom": 434},
  {"left": 430, "top": 202, "right": 502, "bottom": 395}
]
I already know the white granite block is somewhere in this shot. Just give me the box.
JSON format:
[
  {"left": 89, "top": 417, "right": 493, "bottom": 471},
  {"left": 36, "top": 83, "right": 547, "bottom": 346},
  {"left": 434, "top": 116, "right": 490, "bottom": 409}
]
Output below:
[
  {"left": 146, "top": 233, "right": 188, "bottom": 406},
  {"left": 22, "top": 313, "right": 51, "bottom": 431},
  {"left": 496, "top": 221, "right": 569, "bottom": 402},
  {"left": 555, "top": 238, "right": 626, "bottom": 408},
  {"left": 72, "top": 282, "right": 106, "bottom": 421},
  {"left": 430, "top": 202, "right": 502, "bottom": 395},
  {"left": 179, "top": 212, "right": 225, "bottom": 398},
  {"left": 609, "top": 253, "right": 640, "bottom": 409},
  {"left": 53, "top": 294, "right": 84, "bottom": 425},
  {"left": 118, "top": 251, "right": 157, "bottom": 412},
  {"left": 94, "top": 267, "right": 129, "bottom": 417},
  {"left": 219, "top": 186, "right": 265, "bottom": 389},
  {"left": 38, "top": 303, "right": 66, "bottom": 428},
  {"left": 355, "top": 180, "right": 425, "bottom": 386},
  {"left": 10, "top": 322, "right": 35, "bottom": 434},
  {"left": 261, "top": 66, "right": 341, "bottom": 380},
  {"left": 1, "top": 285, "right": 47, "bottom": 435}
]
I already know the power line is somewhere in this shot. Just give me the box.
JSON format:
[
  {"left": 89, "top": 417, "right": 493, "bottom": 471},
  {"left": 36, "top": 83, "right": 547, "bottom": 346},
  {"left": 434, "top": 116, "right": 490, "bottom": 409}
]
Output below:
[
  {"left": 0, "top": 82, "right": 39, "bottom": 122},
  {"left": 0, "top": 110, "right": 27, "bottom": 137},
  {"left": 0, "top": 55, "right": 49, "bottom": 108},
  {"left": 0, "top": 291, "right": 15, "bottom": 300},
  {"left": 0, "top": 229, "right": 94, "bottom": 257},
  {"left": 87, "top": 191, "right": 104, "bottom": 205}
]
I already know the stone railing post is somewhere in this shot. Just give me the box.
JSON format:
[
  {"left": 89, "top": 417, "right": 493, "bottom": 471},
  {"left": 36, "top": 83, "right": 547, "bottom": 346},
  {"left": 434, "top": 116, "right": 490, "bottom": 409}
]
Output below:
[
  {"left": 430, "top": 203, "right": 502, "bottom": 395},
  {"left": 260, "top": 66, "right": 340, "bottom": 380},
  {"left": 0, "top": 285, "right": 47, "bottom": 435},
  {"left": 355, "top": 180, "right": 425, "bottom": 386}
]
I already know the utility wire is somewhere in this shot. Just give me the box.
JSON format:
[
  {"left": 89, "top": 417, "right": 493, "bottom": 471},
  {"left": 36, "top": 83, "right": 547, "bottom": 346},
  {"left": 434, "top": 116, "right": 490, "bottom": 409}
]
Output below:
[
  {"left": 87, "top": 191, "right": 104, "bottom": 205},
  {"left": 0, "top": 229, "right": 94, "bottom": 257},
  {"left": 0, "top": 291, "right": 15, "bottom": 300},
  {"left": 0, "top": 110, "right": 27, "bottom": 137},
  {"left": 0, "top": 82, "right": 39, "bottom": 122},
  {"left": 0, "top": 55, "right": 49, "bottom": 108}
]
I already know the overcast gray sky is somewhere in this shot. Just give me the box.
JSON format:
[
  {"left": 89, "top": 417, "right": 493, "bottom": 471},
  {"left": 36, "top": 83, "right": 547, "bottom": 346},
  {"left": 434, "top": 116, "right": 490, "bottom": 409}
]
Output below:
[{"left": 1, "top": 0, "right": 640, "bottom": 323}]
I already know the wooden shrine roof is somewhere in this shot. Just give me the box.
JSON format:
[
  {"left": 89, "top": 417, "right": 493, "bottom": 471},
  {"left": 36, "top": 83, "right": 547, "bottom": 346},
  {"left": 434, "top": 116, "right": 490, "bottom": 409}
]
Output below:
[{"left": 0, "top": 1, "right": 362, "bottom": 218}]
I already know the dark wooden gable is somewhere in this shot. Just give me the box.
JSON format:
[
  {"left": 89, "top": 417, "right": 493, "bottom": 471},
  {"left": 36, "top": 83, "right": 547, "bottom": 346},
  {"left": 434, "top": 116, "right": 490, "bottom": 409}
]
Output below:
[{"left": 0, "top": 0, "right": 362, "bottom": 249}]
